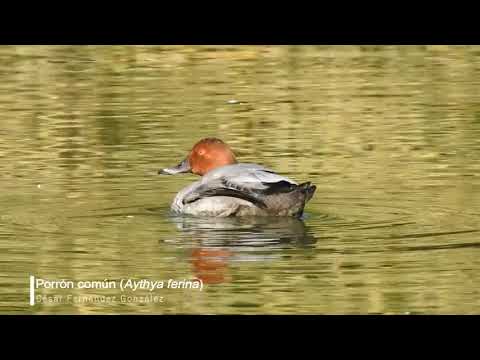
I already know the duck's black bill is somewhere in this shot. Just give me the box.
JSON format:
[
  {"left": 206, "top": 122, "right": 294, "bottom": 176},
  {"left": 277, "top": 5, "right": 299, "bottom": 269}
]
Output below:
[{"left": 159, "top": 158, "right": 191, "bottom": 175}]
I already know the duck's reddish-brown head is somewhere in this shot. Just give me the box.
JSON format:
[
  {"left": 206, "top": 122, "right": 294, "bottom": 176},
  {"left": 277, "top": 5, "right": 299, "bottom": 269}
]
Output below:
[
  {"left": 188, "top": 138, "right": 237, "bottom": 175},
  {"left": 159, "top": 138, "right": 237, "bottom": 176}
]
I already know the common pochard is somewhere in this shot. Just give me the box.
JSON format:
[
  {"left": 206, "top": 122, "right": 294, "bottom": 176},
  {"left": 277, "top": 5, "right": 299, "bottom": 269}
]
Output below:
[{"left": 159, "top": 138, "right": 316, "bottom": 217}]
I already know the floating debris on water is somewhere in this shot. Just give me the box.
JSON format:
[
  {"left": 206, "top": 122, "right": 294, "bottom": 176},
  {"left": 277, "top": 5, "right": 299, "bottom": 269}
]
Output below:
[{"left": 227, "top": 99, "right": 248, "bottom": 105}]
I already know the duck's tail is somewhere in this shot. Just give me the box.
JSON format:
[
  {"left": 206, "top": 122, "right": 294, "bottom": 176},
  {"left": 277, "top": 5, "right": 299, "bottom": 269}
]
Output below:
[{"left": 298, "top": 182, "right": 316, "bottom": 202}]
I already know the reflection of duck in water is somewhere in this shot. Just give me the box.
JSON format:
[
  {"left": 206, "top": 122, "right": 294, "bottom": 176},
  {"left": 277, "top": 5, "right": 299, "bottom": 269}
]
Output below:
[
  {"left": 191, "top": 248, "right": 232, "bottom": 285},
  {"left": 171, "top": 216, "right": 318, "bottom": 284},
  {"left": 171, "top": 215, "right": 317, "bottom": 247},
  {"left": 159, "top": 138, "right": 316, "bottom": 217}
]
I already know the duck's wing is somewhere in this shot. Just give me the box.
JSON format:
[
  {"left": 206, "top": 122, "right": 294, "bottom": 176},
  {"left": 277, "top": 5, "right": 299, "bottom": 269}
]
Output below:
[
  {"left": 183, "top": 185, "right": 269, "bottom": 209},
  {"left": 221, "top": 165, "right": 298, "bottom": 193},
  {"left": 183, "top": 164, "right": 298, "bottom": 207}
]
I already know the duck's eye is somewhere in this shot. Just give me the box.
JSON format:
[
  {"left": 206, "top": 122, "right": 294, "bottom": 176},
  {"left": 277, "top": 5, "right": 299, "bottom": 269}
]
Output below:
[{"left": 197, "top": 149, "right": 206, "bottom": 156}]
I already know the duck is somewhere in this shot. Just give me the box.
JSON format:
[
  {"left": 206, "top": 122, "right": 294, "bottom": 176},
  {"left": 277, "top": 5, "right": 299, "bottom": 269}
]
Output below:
[{"left": 159, "top": 138, "right": 316, "bottom": 217}]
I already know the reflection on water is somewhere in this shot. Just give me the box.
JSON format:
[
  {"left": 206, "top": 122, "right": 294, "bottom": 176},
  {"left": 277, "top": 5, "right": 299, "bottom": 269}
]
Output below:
[
  {"left": 168, "top": 216, "right": 317, "bottom": 285},
  {"left": 168, "top": 215, "right": 317, "bottom": 247},
  {"left": 1, "top": 45, "right": 480, "bottom": 314}
]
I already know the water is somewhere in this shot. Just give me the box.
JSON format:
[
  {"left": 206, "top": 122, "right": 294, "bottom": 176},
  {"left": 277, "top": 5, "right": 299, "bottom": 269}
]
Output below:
[{"left": 1, "top": 45, "right": 480, "bottom": 314}]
